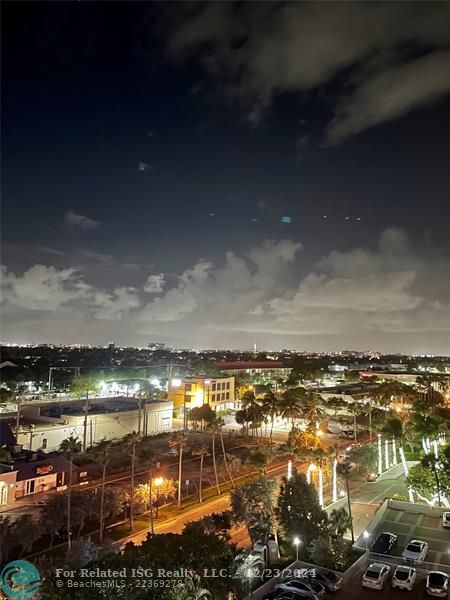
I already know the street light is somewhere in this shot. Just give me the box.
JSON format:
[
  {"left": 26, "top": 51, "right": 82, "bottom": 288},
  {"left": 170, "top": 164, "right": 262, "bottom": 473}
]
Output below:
[
  {"left": 363, "top": 530, "right": 370, "bottom": 552},
  {"left": 293, "top": 536, "right": 301, "bottom": 561}
]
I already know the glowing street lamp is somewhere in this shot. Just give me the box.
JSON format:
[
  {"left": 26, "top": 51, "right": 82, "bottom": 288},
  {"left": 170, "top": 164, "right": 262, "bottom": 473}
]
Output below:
[
  {"left": 293, "top": 536, "right": 301, "bottom": 561},
  {"left": 363, "top": 530, "right": 370, "bottom": 552}
]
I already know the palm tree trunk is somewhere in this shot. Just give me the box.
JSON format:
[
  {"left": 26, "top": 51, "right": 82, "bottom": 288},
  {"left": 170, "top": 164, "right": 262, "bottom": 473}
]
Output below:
[
  {"left": 83, "top": 391, "right": 89, "bottom": 452},
  {"left": 220, "top": 429, "right": 235, "bottom": 488},
  {"left": 149, "top": 469, "right": 154, "bottom": 533},
  {"left": 353, "top": 412, "right": 357, "bottom": 444},
  {"left": 212, "top": 432, "right": 220, "bottom": 495},
  {"left": 270, "top": 415, "right": 274, "bottom": 446},
  {"left": 199, "top": 455, "right": 204, "bottom": 503},
  {"left": 369, "top": 405, "right": 373, "bottom": 444},
  {"left": 345, "top": 476, "right": 355, "bottom": 543},
  {"left": 67, "top": 460, "right": 72, "bottom": 550},
  {"left": 129, "top": 442, "right": 135, "bottom": 531},
  {"left": 177, "top": 446, "right": 183, "bottom": 507},
  {"left": 99, "top": 463, "right": 106, "bottom": 543}
]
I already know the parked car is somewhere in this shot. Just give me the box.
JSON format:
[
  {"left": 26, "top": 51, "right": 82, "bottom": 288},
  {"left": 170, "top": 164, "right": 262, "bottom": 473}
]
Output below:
[
  {"left": 372, "top": 531, "right": 397, "bottom": 554},
  {"left": 426, "top": 572, "right": 449, "bottom": 597},
  {"left": 392, "top": 565, "right": 416, "bottom": 591},
  {"left": 402, "top": 539, "right": 429, "bottom": 564},
  {"left": 263, "top": 592, "right": 308, "bottom": 600},
  {"left": 442, "top": 512, "right": 450, "bottom": 528},
  {"left": 362, "top": 563, "right": 391, "bottom": 590},
  {"left": 305, "top": 568, "right": 343, "bottom": 592},
  {"left": 275, "top": 578, "right": 326, "bottom": 600}
]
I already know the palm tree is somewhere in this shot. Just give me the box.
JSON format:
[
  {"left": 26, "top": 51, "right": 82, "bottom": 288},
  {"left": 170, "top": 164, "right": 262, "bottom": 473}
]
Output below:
[
  {"left": 122, "top": 431, "right": 140, "bottom": 531},
  {"left": 336, "top": 461, "right": 354, "bottom": 543},
  {"left": 279, "top": 389, "right": 303, "bottom": 430},
  {"left": 92, "top": 440, "right": 111, "bottom": 543},
  {"left": 59, "top": 436, "right": 82, "bottom": 550},
  {"left": 138, "top": 447, "right": 157, "bottom": 533},
  {"left": 207, "top": 420, "right": 221, "bottom": 495},
  {"left": 192, "top": 445, "right": 209, "bottom": 503},
  {"left": 70, "top": 374, "right": 101, "bottom": 451},
  {"left": 0, "top": 447, "right": 11, "bottom": 463},
  {"left": 215, "top": 416, "right": 235, "bottom": 488},
  {"left": 169, "top": 433, "right": 187, "bottom": 507},
  {"left": 262, "top": 391, "right": 279, "bottom": 445},
  {"left": 299, "top": 390, "right": 325, "bottom": 429},
  {"left": 328, "top": 507, "right": 353, "bottom": 539}
]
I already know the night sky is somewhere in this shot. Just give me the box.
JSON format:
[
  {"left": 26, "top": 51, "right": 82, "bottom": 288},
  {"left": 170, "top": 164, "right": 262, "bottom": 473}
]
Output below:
[{"left": 2, "top": 2, "right": 450, "bottom": 353}]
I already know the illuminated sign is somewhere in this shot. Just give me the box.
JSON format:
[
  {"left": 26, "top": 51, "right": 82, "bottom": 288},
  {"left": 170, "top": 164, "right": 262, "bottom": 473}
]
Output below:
[{"left": 35, "top": 465, "right": 54, "bottom": 475}]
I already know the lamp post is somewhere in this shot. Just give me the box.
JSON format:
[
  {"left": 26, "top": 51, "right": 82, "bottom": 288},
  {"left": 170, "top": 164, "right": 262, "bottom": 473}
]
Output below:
[
  {"left": 293, "top": 536, "right": 301, "bottom": 562},
  {"left": 332, "top": 458, "right": 338, "bottom": 503},
  {"left": 363, "top": 530, "right": 370, "bottom": 553}
]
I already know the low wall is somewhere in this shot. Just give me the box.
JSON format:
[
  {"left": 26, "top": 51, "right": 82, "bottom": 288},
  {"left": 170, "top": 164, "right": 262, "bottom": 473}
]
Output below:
[
  {"left": 353, "top": 499, "right": 389, "bottom": 550},
  {"left": 387, "top": 499, "right": 448, "bottom": 517}
]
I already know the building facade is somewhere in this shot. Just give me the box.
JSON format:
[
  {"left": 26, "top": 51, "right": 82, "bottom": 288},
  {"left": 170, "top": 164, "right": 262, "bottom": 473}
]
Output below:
[
  {"left": 168, "top": 376, "right": 235, "bottom": 415},
  {"left": 17, "top": 398, "right": 174, "bottom": 452}
]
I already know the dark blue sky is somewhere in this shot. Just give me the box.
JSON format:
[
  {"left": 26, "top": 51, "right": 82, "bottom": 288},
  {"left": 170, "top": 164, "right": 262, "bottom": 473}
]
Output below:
[{"left": 2, "top": 2, "right": 450, "bottom": 352}]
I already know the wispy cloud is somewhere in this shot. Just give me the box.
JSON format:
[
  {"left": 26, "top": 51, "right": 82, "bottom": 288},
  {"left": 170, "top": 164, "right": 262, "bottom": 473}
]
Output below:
[{"left": 65, "top": 210, "right": 99, "bottom": 230}]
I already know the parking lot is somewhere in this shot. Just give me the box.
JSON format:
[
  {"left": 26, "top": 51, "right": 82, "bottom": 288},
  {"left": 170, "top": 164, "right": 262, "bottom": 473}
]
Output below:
[
  {"left": 369, "top": 506, "right": 450, "bottom": 569},
  {"left": 341, "top": 559, "right": 448, "bottom": 600}
]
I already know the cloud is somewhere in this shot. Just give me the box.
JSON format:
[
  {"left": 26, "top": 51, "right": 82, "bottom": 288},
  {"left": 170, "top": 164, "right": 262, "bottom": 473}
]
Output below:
[
  {"left": 144, "top": 273, "right": 166, "bottom": 294},
  {"left": 1, "top": 265, "right": 92, "bottom": 311},
  {"left": 326, "top": 49, "right": 450, "bottom": 144},
  {"left": 162, "top": 3, "right": 450, "bottom": 139},
  {"left": 1, "top": 231, "right": 449, "bottom": 352},
  {"left": 65, "top": 210, "right": 99, "bottom": 230}
]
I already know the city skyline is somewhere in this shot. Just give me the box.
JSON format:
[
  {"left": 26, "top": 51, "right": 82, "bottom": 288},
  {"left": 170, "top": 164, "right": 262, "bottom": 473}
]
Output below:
[{"left": 3, "top": 2, "right": 450, "bottom": 353}]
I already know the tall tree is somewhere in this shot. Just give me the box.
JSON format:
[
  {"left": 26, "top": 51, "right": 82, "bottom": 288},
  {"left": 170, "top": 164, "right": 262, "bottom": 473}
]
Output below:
[
  {"left": 59, "top": 436, "right": 82, "bottom": 551},
  {"left": 169, "top": 433, "right": 187, "bottom": 507},
  {"left": 192, "top": 445, "right": 209, "bottom": 503},
  {"left": 276, "top": 469, "right": 328, "bottom": 549},
  {"left": 215, "top": 416, "right": 235, "bottom": 488},
  {"left": 261, "top": 391, "right": 279, "bottom": 445},
  {"left": 279, "top": 389, "right": 303, "bottom": 429},
  {"left": 336, "top": 461, "right": 354, "bottom": 543},
  {"left": 70, "top": 374, "right": 100, "bottom": 451},
  {"left": 122, "top": 431, "right": 140, "bottom": 531},
  {"left": 139, "top": 447, "right": 158, "bottom": 533},
  {"left": 91, "top": 440, "right": 111, "bottom": 543},
  {"left": 207, "top": 421, "right": 221, "bottom": 495}
]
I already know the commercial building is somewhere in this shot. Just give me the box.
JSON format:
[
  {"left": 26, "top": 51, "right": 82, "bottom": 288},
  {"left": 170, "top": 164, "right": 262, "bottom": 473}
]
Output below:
[
  {"left": 219, "top": 361, "right": 291, "bottom": 380},
  {"left": 15, "top": 397, "right": 173, "bottom": 452},
  {"left": 168, "top": 376, "right": 235, "bottom": 415},
  {"left": 0, "top": 423, "right": 76, "bottom": 506}
]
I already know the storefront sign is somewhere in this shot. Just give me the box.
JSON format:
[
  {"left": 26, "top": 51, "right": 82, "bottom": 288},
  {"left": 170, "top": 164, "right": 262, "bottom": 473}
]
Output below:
[{"left": 35, "top": 465, "right": 54, "bottom": 475}]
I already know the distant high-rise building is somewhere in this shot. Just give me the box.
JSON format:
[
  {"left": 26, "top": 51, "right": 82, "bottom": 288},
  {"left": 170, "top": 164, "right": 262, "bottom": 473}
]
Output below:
[{"left": 108, "top": 341, "right": 116, "bottom": 350}]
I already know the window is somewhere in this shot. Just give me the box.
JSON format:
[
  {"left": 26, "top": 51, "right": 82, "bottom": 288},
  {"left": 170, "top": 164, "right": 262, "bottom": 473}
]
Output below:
[
  {"left": 42, "top": 438, "right": 48, "bottom": 449},
  {"left": 185, "top": 383, "right": 192, "bottom": 391},
  {"left": 226, "top": 382, "right": 230, "bottom": 389},
  {"left": 226, "top": 392, "right": 230, "bottom": 400},
  {"left": 212, "top": 383, "right": 216, "bottom": 391}
]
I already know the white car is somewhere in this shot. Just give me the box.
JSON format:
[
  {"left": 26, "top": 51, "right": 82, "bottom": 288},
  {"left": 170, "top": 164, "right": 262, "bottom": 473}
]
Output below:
[
  {"left": 392, "top": 565, "right": 416, "bottom": 591},
  {"left": 402, "top": 539, "right": 429, "bottom": 564},
  {"left": 426, "top": 571, "right": 449, "bottom": 597},
  {"left": 442, "top": 512, "right": 450, "bottom": 528},
  {"left": 362, "top": 563, "right": 391, "bottom": 590}
]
